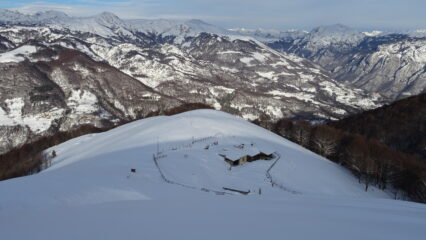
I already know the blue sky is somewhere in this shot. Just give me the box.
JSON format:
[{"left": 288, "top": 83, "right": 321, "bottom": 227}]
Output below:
[{"left": 1, "top": 0, "right": 425, "bottom": 30}]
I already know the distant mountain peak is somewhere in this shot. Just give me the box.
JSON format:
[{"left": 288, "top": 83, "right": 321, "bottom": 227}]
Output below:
[
  {"left": 93, "top": 11, "right": 125, "bottom": 28},
  {"left": 126, "top": 17, "right": 231, "bottom": 39},
  {"left": 303, "top": 24, "right": 365, "bottom": 48},
  {"left": 96, "top": 11, "right": 120, "bottom": 20},
  {"left": 34, "top": 10, "right": 69, "bottom": 18},
  {"left": 0, "top": 9, "right": 30, "bottom": 23},
  {"left": 185, "top": 19, "right": 208, "bottom": 25},
  {"left": 228, "top": 28, "right": 308, "bottom": 42},
  {"left": 310, "top": 24, "right": 360, "bottom": 35}
]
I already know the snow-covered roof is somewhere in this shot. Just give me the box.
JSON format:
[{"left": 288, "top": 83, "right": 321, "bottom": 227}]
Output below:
[
  {"left": 219, "top": 144, "right": 273, "bottom": 161},
  {"left": 259, "top": 147, "right": 275, "bottom": 155},
  {"left": 220, "top": 148, "right": 246, "bottom": 161},
  {"left": 246, "top": 147, "right": 261, "bottom": 157}
]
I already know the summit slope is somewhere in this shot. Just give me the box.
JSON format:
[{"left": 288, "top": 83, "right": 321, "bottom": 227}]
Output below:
[
  {"left": 39, "top": 109, "right": 389, "bottom": 198},
  {"left": 1, "top": 110, "right": 425, "bottom": 240}
]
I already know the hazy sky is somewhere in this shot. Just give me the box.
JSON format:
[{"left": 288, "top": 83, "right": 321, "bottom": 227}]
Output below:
[{"left": 1, "top": 0, "right": 425, "bottom": 30}]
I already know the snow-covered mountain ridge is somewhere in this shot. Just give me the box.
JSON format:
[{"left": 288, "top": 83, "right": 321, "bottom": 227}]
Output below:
[
  {"left": 228, "top": 28, "right": 308, "bottom": 42},
  {"left": 0, "top": 109, "right": 425, "bottom": 240},
  {"left": 0, "top": 9, "right": 229, "bottom": 40}
]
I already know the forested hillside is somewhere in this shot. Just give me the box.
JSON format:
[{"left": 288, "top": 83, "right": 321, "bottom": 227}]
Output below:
[
  {"left": 257, "top": 94, "right": 426, "bottom": 202},
  {"left": 330, "top": 94, "right": 426, "bottom": 160}
]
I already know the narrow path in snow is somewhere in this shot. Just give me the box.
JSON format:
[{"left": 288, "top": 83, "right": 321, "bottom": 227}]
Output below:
[
  {"left": 266, "top": 152, "right": 301, "bottom": 194},
  {"left": 152, "top": 154, "right": 232, "bottom": 195}
]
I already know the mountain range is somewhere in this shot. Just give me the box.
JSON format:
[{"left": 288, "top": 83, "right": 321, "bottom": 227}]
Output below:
[
  {"left": 263, "top": 24, "right": 426, "bottom": 100},
  {"left": 0, "top": 10, "right": 391, "bottom": 153}
]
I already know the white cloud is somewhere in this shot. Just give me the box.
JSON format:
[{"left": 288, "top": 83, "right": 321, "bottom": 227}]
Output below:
[
  {"left": 7, "top": 0, "right": 426, "bottom": 30},
  {"left": 12, "top": 1, "right": 148, "bottom": 18}
]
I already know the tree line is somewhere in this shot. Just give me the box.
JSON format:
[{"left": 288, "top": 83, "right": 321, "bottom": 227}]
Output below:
[
  {"left": 330, "top": 93, "right": 426, "bottom": 160},
  {"left": 253, "top": 118, "right": 426, "bottom": 203}
]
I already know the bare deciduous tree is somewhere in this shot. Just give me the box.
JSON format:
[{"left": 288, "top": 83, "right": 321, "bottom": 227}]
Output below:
[
  {"left": 311, "top": 125, "right": 340, "bottom": 157},
  {"left": 292, "top": 120, "right": 311, "bottom": 147}
]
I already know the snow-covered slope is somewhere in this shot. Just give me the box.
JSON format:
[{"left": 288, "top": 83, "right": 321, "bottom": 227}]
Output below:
[
  {"left": 127, "top": 18, "right": 231, "bottom": 41},
  {"left": 40, "top": 109, "right": 389, "bottom": 197},
  {"left": 0, "top": 44, "right": 37, "bottom": 62},
  {"left": 0, "top": 110, "right": 425, "bottom": 240},
  {"left": 95, "top": 32, "right": 381, "bottom": 120},
  {"left": 228, "top": 28, "right": 308, "bottom": 42},
  {"left": 333, "top": 36, "right": 426, "bottom": 99},
  {"left": 0, "top": 10, "right": 132, "bottom": 38},
  {"left": 269, "top": 24, "right": 366, "bottom": 70},
  {"left": 301, "top": 24, "right": 366, "bottom": 50}
]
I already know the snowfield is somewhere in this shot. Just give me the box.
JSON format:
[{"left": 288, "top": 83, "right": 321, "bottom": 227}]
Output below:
[
  {"left": 0, "top": 45, "right": 37, "bottom": 63},
  {"left": 0, "top": 97, "right": 65, "bottom": 134},
  {"left": 0, "top": 110, "right": 425, "bottom": 239}
]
